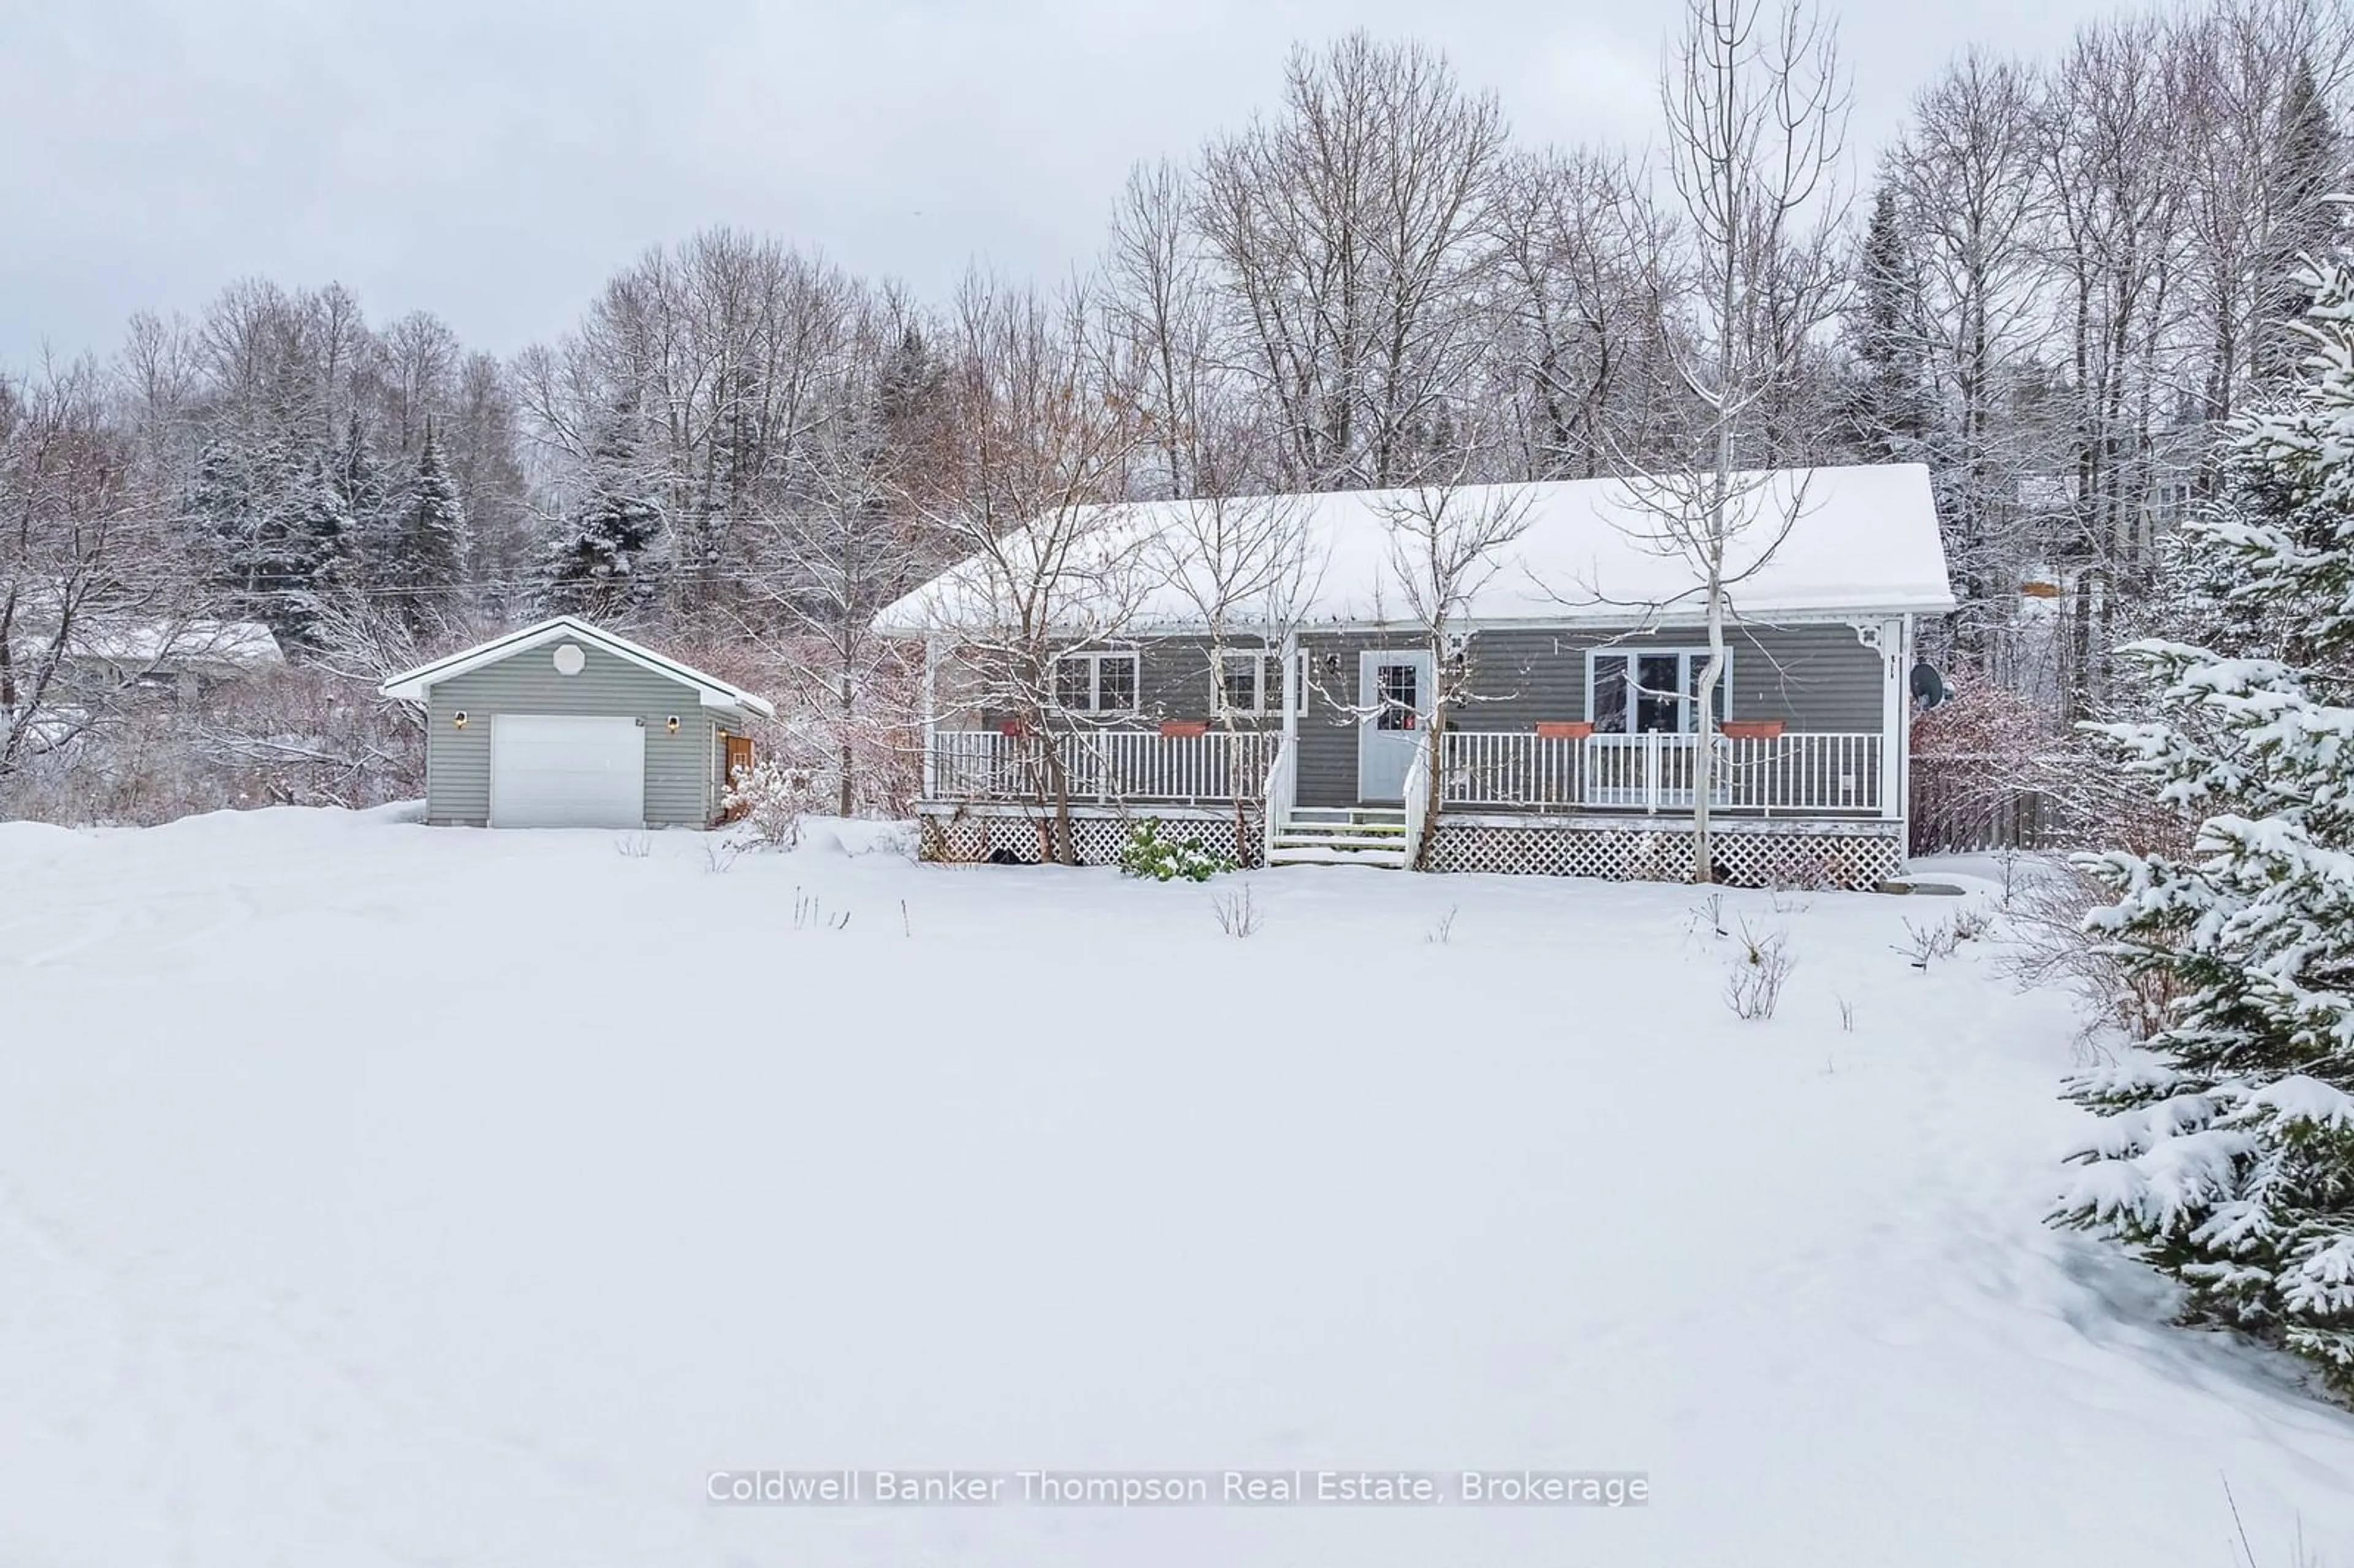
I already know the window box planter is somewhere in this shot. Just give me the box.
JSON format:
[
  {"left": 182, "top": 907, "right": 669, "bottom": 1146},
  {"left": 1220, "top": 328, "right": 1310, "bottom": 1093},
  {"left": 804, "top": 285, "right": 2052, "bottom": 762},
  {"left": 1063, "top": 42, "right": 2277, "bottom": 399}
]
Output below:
[
  {"left": 1720, "top": 720, "right": 1785, "bottom": 739},
  {"left": 1534, "top": 721, "right": 1594, "bottom": 740},
  {"left": 1159, "top": 720, "right": 1209, "bottom": 738}
]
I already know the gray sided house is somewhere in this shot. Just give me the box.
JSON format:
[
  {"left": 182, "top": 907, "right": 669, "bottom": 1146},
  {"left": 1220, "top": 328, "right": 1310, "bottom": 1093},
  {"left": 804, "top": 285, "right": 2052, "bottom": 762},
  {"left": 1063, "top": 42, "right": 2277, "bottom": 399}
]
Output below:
[
  {"left": 379, "top": 617, "right": 773, "bottom": 829},
  {"left": 874, "top": 465, "right": 1956, "bottom": 889}
]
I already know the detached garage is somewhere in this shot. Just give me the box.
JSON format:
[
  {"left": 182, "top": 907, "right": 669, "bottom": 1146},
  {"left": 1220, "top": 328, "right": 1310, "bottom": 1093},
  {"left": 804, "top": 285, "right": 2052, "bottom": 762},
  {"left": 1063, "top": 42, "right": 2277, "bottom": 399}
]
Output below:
[{"left": 379, "top": 617, "right": 774, "bottom": 829}]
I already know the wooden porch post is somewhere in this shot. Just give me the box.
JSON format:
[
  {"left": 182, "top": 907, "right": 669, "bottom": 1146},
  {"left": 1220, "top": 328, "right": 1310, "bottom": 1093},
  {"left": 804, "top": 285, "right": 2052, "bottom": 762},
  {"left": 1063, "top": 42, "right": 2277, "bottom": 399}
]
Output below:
[
  {"left": 1280, "top": 631, "right": 1300, "bottom": 743},
  {"left": 1877, "top": 617, "right": 1904, "bottom": 821},
  {"left": 921, "top": 636, "right": 939, "bottom": 802}
]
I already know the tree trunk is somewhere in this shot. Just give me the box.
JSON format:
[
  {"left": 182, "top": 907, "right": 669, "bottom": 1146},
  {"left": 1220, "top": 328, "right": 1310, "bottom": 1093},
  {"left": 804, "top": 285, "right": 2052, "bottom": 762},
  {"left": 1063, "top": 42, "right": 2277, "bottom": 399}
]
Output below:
[{"left": 837, "top": 671, "right": 856, "bottom": 818}]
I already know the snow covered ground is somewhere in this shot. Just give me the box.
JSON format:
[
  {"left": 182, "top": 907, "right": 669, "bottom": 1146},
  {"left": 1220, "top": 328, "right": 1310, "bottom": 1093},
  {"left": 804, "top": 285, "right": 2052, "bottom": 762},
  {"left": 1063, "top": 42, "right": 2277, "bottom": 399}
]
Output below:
[{"left": 3, "top": 807, "right": 2350, "bottom": 1566}]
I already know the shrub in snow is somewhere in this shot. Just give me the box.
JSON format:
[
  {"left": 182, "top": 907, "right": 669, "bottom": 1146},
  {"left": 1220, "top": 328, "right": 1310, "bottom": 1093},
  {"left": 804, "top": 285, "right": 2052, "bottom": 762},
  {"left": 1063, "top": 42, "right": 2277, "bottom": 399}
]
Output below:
[
  {"left": 1724, "top": 920, "right": 1792, "bottom": 1019},
  {"left": 726, "top": 760, "right": 825, "bottom": 849},
  {"left": 1116, "top": 818, "right": 1233, "bottom": 883},
  {"left": 1211, "top": 885, "right": 1262, "bottom": 937},
  {"left": 2054, "top": 249, "right": 2354, "bottom": 1401}
]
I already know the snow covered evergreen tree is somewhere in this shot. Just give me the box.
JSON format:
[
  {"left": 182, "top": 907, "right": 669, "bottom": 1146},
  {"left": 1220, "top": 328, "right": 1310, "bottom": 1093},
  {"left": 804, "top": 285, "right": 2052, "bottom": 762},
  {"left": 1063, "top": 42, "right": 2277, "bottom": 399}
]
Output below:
[
  {"left": 1840, "top": 183, "right": 1938, "bottom": 465},
  {"left": 540, "top": 409, "right": 665, "bottom": 620},
  {"left": 384, "top": 422, "right": 466, "bottom": 629},
  {"left": 273, "top": 455, "right": 362, "bottom": 647},
  {"left": 2057, "top": 246, "right": 2354, "bottom": 1401},
  {"left": 186, "top": 435, "right": 334, "bottom": 640},
  {"left": 2253, "top": 61, "right": 2346, "bottom": 388},
  {"left": 183, "top": 435, "right": 265, "bottom": 593},
  {"left": 333, "top": 409, "right": 395, "bottom": 565}
]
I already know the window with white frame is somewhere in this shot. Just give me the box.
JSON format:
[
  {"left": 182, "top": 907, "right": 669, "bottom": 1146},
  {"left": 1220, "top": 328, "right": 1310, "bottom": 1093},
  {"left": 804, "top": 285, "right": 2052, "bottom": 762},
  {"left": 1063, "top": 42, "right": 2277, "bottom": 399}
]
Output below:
[
  {"left": 1213, "top": 649, "right": 1308, "bottom": 715},
  {"left": 1052, "top": 650, "right": 1139, "bottom": 713},
  {"left": 1585, "top": 648, "right": 1729, "bottom": 734}
]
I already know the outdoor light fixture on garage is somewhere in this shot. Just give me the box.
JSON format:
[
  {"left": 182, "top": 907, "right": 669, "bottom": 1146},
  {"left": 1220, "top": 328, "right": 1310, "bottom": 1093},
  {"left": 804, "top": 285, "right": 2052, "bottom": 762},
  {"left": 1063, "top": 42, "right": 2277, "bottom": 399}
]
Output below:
[
  {"left": 666, "top": 715, "right": 680, "bottom": 733},
  {"left": 452, "top": 710, "right": 468, "bottom": 729}
]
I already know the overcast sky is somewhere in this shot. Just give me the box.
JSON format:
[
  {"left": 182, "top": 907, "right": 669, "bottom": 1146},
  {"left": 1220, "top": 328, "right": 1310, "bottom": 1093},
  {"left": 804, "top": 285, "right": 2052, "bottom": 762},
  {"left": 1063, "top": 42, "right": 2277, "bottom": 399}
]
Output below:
[{"left": 1, "top": 0, "right": 2133, "bottom": 371}]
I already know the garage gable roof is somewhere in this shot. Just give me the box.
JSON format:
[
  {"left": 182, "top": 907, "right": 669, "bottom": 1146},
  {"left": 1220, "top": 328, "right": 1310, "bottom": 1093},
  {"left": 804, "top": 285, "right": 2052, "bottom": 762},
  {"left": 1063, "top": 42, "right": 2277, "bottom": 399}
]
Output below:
[{"left": 378, "top": 616, "right": 776, "bottom": 718}]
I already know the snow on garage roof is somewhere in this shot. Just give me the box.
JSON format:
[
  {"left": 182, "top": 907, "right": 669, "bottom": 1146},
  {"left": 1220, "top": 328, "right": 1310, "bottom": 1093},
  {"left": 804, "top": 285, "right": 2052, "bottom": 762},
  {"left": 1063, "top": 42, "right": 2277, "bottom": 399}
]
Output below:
[
  {"left": 872, "top": 463, "right": 1954, "bottom": 634},
  {"left": 378, "top": 616, "right": 775, "bottom": 718}
]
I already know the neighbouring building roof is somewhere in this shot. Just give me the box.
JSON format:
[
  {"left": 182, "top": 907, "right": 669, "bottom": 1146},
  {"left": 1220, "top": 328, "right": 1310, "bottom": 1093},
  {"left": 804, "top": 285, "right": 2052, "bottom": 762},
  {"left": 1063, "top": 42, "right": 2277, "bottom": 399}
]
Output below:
[
  {"left": 75, "top": 618, "right": 284, "bottom": 669},
  {"left": 873, "top": 462, "right": 1955, "bottom": 635},
  {"left": 378, "top": 616, "right": 776, "bottom": 718}
]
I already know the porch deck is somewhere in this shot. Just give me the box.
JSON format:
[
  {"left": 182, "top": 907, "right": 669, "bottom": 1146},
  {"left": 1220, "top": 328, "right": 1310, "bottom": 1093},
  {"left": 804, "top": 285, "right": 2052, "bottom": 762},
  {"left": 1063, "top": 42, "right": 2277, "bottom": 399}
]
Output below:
[{"left": 924, "top": 728, "right": 1887, "bottom": 820}]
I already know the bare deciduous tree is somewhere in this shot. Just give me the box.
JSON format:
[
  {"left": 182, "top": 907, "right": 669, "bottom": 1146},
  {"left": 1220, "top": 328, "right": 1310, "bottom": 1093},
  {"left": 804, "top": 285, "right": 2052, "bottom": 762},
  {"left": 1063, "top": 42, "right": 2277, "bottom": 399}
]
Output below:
[
  {"left": 1489, "top": 146, "right": 1686, "bottom": 480},
  {"left": 1197, "top": 33, "right": 1508, "bottom": 489},
  {"left": 1627, "top": 0, "right": 1850, "bottom": 882},
  {"left": 1371, "top": 457, "right": 1536, "bottom": 869},
  {"left": 1883, "top": 49, "right": 2049, "bottom": 655},
  {"left": 908, "top": 274, "right": 1149, "bottom": 863},
  {"left": 0, "top": 363, "right": 200, "bottom": 788}
]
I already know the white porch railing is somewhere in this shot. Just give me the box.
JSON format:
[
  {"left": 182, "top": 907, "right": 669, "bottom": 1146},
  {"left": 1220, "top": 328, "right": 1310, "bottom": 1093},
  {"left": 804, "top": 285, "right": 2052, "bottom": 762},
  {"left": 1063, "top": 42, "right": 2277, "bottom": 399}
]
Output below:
[
  {"left": 930, "top": 729, "right": 1279, "bottom": 804},
  {"left": 1439, "top": 731, "right": 1884, "bottom": 816},
  {"left": 1262, "top": 733, "right": 1297, "bottom": 867},
  {"left": 1401, "top": 729, "right": 1432, "bottom": 871}
]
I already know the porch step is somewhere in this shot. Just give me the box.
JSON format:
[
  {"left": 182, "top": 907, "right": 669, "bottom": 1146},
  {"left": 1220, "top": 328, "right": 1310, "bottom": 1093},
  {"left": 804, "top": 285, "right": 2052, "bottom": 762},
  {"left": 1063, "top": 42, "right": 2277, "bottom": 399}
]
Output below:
[
  {"left": 1272, "top": 832, "right": 1408, "bottom": 851},
  {"left": 1265, "top": 807, "right": 1412, "bottom": 868},
  {"left": 1267, "top": 843, "right": 1409, "bottom": 869},
  {"left": 1288, "top": 807, "right": 1407, "bottom": 827}
]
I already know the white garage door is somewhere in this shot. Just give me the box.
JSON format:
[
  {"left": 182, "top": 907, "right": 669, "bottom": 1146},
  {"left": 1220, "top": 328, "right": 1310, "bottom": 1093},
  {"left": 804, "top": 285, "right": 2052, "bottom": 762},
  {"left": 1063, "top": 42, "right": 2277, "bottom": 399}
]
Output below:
[{"left": 489, "top": 715, "right": 646, "bottom": 828}]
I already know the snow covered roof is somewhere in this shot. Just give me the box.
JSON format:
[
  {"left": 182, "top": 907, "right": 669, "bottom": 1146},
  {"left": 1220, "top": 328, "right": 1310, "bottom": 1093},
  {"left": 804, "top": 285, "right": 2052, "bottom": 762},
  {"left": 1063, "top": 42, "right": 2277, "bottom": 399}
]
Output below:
[
  {"left": 873, "top": 463, "right": 1954, "bottom": 634},
  {"left": 75, "top": 618, "right": 284, "bottom": 669},
  {"left": 378, "top": 616, "right": 776, "bottom": 718}
]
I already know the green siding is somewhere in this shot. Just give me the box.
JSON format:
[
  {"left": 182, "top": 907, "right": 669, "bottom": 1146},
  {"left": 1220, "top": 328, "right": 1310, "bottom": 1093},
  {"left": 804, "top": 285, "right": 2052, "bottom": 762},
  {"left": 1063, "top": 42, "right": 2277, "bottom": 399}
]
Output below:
[
  {"left": 1291, "top": 624, "right": 1883, "bottom": 809},
  {"left": 1296, "top": 632, "right": 1392, "bottom": 809},
  {"left": 424, "top": 641, "right": 723, "bottom": 827},
  {"left": 959, "top": 623, "right": 1887, "bottom": 810},
  {"left": 982, "top": 641, "right": 1289, "bottom": 727},
  {"left": 1446, "top": 624, "right": 1883, "bottom": 735}
]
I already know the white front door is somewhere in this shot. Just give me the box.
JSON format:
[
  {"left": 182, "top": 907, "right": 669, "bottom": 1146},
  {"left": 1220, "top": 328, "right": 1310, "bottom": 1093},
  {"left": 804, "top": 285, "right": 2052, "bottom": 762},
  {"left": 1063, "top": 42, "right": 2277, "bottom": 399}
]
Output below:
[
  {"left": 490, "top": 714, "right": 647, "bottom": 828},
  {"left": 1357, "top": 650, "right": 1434, "bottom": 804}
]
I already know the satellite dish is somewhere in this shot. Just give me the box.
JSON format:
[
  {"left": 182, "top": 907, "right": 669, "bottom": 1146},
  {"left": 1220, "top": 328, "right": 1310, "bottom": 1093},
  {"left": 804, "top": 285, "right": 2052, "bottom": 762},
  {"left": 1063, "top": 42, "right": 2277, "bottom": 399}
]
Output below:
[{"left": 1910, "top": 658, "right": 1946, "bottom": 709}]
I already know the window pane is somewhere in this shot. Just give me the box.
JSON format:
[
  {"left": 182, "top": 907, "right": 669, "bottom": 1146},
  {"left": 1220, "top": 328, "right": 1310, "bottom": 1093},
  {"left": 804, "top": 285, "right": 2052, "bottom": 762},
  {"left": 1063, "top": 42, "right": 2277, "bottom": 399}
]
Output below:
[
  {"left": 1222, "top": 656, "right": 1259, "bottom": 713},
  {"left": 1687, "top": 654, "right": 1728, "bottom": 725},
  {"left": 1635, "top": 654, "right": 1680, "bottom": 733},
  {"left": 1376, "top": 661, "right": 1418, "bottom": 731},
  {"left": 1055, "top": 657, "right": 1091, "bottom": 710},
  {"left": 1099, "top": 656, "right": 1137, "bottom": 712},
  {"left": 1591, "top": 656, "right": 1628, "bottom": 733}
]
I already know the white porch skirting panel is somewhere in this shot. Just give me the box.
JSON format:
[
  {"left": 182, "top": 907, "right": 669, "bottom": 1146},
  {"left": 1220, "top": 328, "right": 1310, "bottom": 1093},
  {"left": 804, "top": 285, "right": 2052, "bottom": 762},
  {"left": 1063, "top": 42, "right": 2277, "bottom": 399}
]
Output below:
[
  {"left": 919, "top": 804, "right": 1260, "bottom": 869},
  {"left": 1425, "top": 815, "right": 1902, "bottom": 889},
  {"left": 916, "top": 802, "right": 1903, "bottom": 889}
]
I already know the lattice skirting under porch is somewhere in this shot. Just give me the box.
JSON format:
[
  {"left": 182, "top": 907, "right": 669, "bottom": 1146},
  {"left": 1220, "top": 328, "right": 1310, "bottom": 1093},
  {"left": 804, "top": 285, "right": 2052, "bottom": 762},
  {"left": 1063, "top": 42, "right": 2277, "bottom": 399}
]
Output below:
[
  {"left": 1425, "top": 820, "right": 1903, "bottom": 891},
  {"left": 920, "top": 807, "right": 1261, "bottom": 869}
]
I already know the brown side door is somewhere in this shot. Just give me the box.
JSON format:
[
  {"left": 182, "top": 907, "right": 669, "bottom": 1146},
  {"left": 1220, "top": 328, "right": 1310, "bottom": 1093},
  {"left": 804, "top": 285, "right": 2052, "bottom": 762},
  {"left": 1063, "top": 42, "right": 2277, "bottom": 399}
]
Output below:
[{"left": 721, "top": 734, "right": 755, "bottom": 821}]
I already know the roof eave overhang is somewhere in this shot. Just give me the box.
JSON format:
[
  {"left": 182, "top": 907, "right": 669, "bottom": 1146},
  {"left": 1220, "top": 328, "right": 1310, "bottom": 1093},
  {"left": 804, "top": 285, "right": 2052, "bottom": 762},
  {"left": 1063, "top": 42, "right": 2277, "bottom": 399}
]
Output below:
[
  {"left": 377, "top": 615, "right": 775, "bottom": 718},
  {"left": 886, "top": 598, "right": 1957, "bottom": 642}
]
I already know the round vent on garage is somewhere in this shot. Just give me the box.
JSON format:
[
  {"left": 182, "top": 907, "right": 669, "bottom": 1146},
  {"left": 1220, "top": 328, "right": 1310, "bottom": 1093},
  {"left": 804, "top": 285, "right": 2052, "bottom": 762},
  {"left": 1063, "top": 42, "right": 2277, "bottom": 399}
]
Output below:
[{"left": 552, "top": 642, "right": 585, "bottom": 676}]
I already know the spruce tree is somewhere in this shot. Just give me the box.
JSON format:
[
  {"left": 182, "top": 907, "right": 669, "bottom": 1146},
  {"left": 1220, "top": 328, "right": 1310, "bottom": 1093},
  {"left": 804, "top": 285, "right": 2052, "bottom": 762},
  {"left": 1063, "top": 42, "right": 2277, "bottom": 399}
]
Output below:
[
  {"left": 1842, "top": 183, "right": 1937, "bottom": 463},
  {"left": 543, "top": 486, "right": 663, "bottom": 620},
  {"left": 2057, "top": 247, "right": 2354, "bottom": 1399},
  {"left": 333, "top": 409, "right": 395, "bottom": 566},
  {"left": 541, "top": 407, "right": 665, "bottom": 620},
  {"left": 2254, "top": 58, "right": 2346, "bottom": 387},
  {"left": 387, "top": 423, "right": 467, "bottom": 629},
  {"left": 271, "top": 454, "right": 361, "bottom": 647},
  {"left": 185, "top": 435, "right": 265, "bottom": 600}
]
